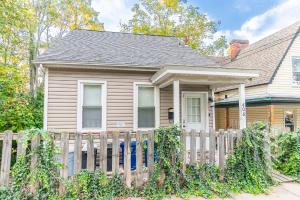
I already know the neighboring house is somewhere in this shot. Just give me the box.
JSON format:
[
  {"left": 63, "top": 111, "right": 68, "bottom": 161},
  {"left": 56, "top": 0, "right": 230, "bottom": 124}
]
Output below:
[
  {"left": 215, "top": 21, "right": 300, "bottom": 133},
  {"left": 34, "top": 30, "right": 257, "bottom": 133}
]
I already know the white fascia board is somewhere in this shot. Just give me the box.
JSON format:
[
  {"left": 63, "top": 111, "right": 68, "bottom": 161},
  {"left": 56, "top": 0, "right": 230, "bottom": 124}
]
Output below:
[{"left": 151, "top": 67, "right": 260, "bottom": 84}]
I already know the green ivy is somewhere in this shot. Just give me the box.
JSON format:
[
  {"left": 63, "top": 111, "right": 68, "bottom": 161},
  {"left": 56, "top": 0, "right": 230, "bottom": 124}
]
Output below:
[
  {"left": 225, "top": 122, "right": 274, "bottom": 193},
  {"left": 272, "top": 131, "right": 300, "bottom": 179}
]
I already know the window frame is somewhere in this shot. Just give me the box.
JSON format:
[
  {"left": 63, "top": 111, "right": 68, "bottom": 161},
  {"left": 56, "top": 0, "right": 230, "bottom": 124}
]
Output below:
[
  {"left": 284, "top": 109, "right": 296, "bottom": 132},
  {"left": 291, "top": 56, "right": 300, "bottom": 86},
  {"left": 77, "top": 80, "right": 107, "bottom": 132},
  {"left": 133, "top": 82, "right": 160, "bottom": 131}
]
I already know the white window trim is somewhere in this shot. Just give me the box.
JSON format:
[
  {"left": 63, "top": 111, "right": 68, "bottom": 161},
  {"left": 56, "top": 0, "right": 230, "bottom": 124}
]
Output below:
[
  {"left": 291, "top": 56, "right": 300, "bottom": 87},
  {"left": 133, "top": 82, "right": 160, "bottom": 131},
  {"left": 77, "top": 80, "right": 107, "bottom": 132}
]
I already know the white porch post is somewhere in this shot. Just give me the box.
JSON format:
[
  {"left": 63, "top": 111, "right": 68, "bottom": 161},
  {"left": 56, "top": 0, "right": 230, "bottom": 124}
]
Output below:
[
  {"left": 173, "top": 80, "right": 180, "bottom": 124},
  {"left": 239, "top": 83, "right": 246, "bottom": 129}
]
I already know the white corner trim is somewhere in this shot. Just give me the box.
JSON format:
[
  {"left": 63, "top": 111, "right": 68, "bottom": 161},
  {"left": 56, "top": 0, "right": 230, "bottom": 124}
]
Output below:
[
  {"left": 133, "top": 82, "right": 160, "bottom": 131},
  {"left": 43, "top": 66, "right": 48, "bottom": 130},
  {"left": 77, "top": 80, "right": 107, "bottom": 132}
]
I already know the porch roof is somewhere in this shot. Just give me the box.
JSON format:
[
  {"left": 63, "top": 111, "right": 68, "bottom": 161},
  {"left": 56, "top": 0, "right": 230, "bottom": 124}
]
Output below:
[{"left": 151, "top": 65, "right": 259, "bottom": 88}]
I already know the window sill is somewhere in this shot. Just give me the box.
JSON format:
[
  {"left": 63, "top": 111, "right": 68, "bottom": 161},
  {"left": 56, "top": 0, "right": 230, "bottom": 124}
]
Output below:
[{"left": 78, "top": 128, "right": 105, "bottom": 133}]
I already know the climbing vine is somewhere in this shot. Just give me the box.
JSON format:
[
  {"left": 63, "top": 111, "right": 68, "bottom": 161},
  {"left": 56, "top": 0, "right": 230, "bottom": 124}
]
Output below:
[{"left": 225, "top": 122, "right": 274, "bottom": 193}]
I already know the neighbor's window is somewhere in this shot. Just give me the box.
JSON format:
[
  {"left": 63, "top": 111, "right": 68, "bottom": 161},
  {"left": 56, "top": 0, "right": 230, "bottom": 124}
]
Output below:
[
  {"left": 284, "top": 110, "right": 295, "bottom": 132},
  {"left": 292, "top": 57, "right": 300, "bottom": 83},
  {"left": 82, "top": 84, "right": 103, "bottom": 129},
  {"left": 137, "top": 86, "right": 155, "bottom": 128}
]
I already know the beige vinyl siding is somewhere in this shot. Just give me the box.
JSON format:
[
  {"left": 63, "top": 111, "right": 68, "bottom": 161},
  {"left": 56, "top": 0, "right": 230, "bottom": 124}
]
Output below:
[
  {"left": 215, "top": 105, "right": 270, "bottom": 129},
  {"left": 47, "top": 67, "right": 153, "bottom": 131},
  {"left": 215, "top": 84, "right": 268, "bottom": 102},
  {"left": 268, "top": 34, "right": 300, "bottom": 97}
]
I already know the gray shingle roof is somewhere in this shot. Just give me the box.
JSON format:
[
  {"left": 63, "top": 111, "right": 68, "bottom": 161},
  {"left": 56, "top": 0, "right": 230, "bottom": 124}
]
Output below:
[
  {"left": 35, "top": 30, "right": 216, "bottom": 68},
  {"left": 220, "top": 21, "right": 300, "bottom": 90}
]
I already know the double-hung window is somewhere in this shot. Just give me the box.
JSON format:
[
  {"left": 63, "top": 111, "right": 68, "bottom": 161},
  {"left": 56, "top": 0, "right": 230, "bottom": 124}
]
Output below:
[
  {"left": 78, "top": 81, "right": 106, "bottom": 131},
  {"left": 134, "top": 84, "right": 158, "bottom": 130},
  {"left": 292, "top": 57, "right": 300, "bottom": 84}
]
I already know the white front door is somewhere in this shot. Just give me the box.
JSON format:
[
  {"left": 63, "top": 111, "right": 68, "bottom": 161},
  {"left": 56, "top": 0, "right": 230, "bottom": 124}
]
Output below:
[{"left": 182, "top": 92, "right": 208, "bottom": 132}]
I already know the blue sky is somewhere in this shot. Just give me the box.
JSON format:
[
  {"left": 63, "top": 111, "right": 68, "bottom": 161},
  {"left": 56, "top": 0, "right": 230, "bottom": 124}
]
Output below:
[{"left": 92, "top": 0, "right": 300, "bottom": 43}]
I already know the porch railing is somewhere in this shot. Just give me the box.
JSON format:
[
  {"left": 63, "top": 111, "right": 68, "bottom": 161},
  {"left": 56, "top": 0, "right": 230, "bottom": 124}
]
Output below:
[{"left": 0, "top": 129, "right": 242, "bottom": 188}]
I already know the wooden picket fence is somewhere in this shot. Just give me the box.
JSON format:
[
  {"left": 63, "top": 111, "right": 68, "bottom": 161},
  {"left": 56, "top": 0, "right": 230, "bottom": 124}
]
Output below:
[{"left": 0, "top": 129, "right": 242, "bottom": 189}]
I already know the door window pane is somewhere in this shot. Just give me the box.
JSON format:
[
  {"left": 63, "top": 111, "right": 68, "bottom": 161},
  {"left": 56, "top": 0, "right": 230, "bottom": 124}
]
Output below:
[
  {"left": 137, "top": 86, "right": 155, "bottom": 128},
  {"left": 186, "top": 97, "right": 201, "bottom": 123},
  {"left": 82, "top": 84, "right": 102, "bottom": 128}
]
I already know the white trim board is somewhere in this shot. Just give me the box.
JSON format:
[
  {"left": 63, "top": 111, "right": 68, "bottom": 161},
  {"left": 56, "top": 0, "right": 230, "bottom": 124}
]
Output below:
[
  {"left": 43, "top": 66, "right": 48, "bottom": 130},
  {"left": 77, "top": 80, "right": 107, "bottom": 132}
]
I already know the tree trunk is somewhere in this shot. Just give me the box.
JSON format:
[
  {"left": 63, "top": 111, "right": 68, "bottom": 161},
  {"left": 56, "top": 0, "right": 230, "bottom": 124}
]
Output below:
[{"left": 29, "top": 32, "right": 37, "bottom": 96}]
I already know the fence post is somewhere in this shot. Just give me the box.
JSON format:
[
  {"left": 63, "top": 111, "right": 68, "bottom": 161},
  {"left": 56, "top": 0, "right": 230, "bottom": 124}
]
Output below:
[
  {"left": 147, "top": 130, "right": 154, "bottom": 175},
  {"left": 219, "top": 130, "right": 225, "bottom": 181},
  {"left": 0, "top": 130, "right": 13, "bottom": 187},
  {"left": 199, "top": 130, "right": 206, "bottom": 164},
  {"left": 190, "top": 130, "right": 197, "bottom": 164},
  {"left": 100, "top": 132, "right": 107, "bottom": 173},
  {"left": 87, "top": 132, "right": 95, "bottom": 172},
  {"left": 74, "top": 132, "right": 82, "bottom": 174},
  {"left": 124, "top": 132, "right": 131, "bottom": 187},
  {"left": 136, "top": 131, "right": 143, "bottom": 188},
  {"left": 59, "top": 132, "right": 69, "bottom": 194},
  {"left": 112, "top": 131, "right": 119, "bottom": 174},
  {"left": 209, "top": 130, "right": 216, "bottom": 164}
]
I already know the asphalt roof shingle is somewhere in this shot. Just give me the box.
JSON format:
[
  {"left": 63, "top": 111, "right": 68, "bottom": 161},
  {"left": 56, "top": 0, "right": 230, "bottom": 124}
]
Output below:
[{"left": 35, "top": 30, "right": 216, "bottom": 68}]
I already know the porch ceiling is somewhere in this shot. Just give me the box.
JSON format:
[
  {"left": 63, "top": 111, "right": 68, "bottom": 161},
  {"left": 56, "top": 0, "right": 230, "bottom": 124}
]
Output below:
[{"left": 151, "top": 66, "right": 260, "bottom": 88}]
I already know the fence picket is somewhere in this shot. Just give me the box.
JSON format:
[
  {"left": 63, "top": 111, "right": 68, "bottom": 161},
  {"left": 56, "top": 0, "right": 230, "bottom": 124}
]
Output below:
[
  {"left": 74, "top": 132, "right": 82, "bottom": 174},
  {"left": 112, "top": 131, "right": 119, "bottom": 173},
  {"left": 209, "top": 130, "right": 216, "bottom": 164},
  {"left": 190, "top": 130, "right": 197, "bottom": 164},
  {"left": 124, "top": 132, "right": 131, "bottom": 187},
  {"left": 199, "top": 130, "right": 206, "bottom": 164},
  {"left": 181, "top": 130, "right": 187, "bottom": 172},
  {"left": 147, "top": 130, "right": 154, "bottom": 174},
  {"left": 17, "top": 131, "right": 25, "bottom": 158},
  {"left": 136, "top": 131, "right": 143, "bottom": 187},
  {"left": 219, "top": 130, "right": 225, "bottom": 180},
  {"left": 30, "top": 133, "right": 40, "bottom": 193},
  {"left": 0, "top": 130, "right": 13, "bottom": 186},
  {"left": 100, "top": 132, "right": 107, "bottom": 173},
  {"left": 87, "top": 133, "right": 95, "bottom": 172}
]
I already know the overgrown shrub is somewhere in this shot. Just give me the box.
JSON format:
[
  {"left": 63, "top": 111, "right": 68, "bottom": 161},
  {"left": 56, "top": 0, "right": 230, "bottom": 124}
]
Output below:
[
  {"left": 272, "top": 131, "right": 300, "bottom": 178},
  {"left": 64, "top": 170, "right": 131, "bottom": 199},
  {"left": 225, "top": 122, "right": 274, "bottom": 193},
  {"left": 185, "top": 164, "right": 229, "bottom": 198}
]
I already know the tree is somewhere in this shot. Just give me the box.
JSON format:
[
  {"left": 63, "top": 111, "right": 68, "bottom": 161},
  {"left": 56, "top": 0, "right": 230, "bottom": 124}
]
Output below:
[
  {"left": 27, "top": 0, "right": 104, "bottom": 95},
  {"left": 121, "top": 0, "right": 227, "bottom": 56},
  {"left": 0, "top": 0, "right": 32, "bottom": 66}
]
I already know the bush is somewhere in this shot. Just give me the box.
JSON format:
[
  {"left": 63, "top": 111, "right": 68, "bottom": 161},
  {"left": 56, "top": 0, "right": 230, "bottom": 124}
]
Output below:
[
  {"left": 272, "top": 131, "right": 300, "bottom": 178},
  {"left": 0, "top": 66, "right": 43, "bottom": 132},
  {"left": 225, "top": 122, "right": 274, "bottom": 193}
]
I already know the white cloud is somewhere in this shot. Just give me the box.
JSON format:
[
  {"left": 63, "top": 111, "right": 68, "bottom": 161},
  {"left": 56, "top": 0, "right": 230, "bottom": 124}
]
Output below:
[
  {"left": 221, "top": 0, "right": 300, "bottom": 43},
  {"left": 92, "top": 0, "right": 134, "bottom": 31}
]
